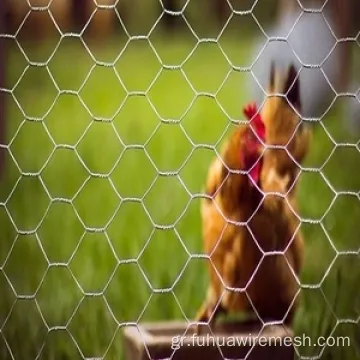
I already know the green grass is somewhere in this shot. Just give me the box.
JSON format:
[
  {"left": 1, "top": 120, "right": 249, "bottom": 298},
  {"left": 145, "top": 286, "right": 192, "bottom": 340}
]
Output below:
[{"left": 0, "top": 33, "right": 359, "bottom": 360}]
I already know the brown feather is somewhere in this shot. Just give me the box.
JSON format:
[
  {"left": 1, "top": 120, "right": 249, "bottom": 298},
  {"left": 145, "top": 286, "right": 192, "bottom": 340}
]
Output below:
[{"left": 195, "top": 64, "right": 311, "bottom": 330}]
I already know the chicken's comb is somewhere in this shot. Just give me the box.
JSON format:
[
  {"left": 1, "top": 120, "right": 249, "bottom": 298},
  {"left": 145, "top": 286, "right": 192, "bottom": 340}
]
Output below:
[
  {"left": 243, "top": 102, "right": 265, "bottom": 140},
  {"left": 243, "top": 102, "right": 260, "bottom": 124}
]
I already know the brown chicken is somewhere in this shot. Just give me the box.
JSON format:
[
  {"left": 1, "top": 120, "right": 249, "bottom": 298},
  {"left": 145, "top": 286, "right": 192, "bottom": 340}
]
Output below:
[{"left": 195, "top": 64, "right": 312, "bottom": 329}]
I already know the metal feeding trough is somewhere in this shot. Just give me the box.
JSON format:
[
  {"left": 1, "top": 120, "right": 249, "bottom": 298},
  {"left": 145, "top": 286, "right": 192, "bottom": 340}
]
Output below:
[{"left": 123, "top": 320, "right": 295, "bottom": 360}]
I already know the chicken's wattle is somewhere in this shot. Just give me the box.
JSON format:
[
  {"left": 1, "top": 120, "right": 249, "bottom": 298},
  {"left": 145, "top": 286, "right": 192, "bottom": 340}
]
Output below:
[{"left": 243, "top": 102, "right": 266, "bottom": 186}]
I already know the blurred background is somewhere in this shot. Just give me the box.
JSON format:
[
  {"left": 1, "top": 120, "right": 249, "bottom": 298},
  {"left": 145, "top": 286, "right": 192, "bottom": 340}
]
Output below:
[{"left": 0, "top": 0, "right": 359, "bottom": 359}]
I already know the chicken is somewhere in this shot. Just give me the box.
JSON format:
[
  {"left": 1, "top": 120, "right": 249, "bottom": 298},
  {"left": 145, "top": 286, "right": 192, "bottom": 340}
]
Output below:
[{"left": 195, "top": 64, "right": 312, "bottom": 329}]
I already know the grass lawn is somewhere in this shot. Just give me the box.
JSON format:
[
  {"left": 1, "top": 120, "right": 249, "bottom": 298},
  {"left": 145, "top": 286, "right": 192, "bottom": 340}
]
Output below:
[{"left": 0, "top": 32, "right": 359, "bottom": 359}]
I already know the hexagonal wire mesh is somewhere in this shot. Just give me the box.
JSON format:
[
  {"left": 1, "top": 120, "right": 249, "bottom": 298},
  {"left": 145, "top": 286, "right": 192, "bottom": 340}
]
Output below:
[{"left": 0, "top": 0, "right": 359, "bottom": 359}]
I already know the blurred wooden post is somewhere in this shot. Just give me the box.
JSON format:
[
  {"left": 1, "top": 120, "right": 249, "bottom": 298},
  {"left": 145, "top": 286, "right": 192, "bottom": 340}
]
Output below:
[
  {"left": 331, "top": 0, "right": 352, "bottom": 92},
  {"left": 71, "top": 0, "right": 89, "bottom": 32},
  {"left": 0, "top": 0, "right": 6, "bottom": 178},
  {"left": 214, "top": 0, "right": 229, "bottom": 24},
  {"left": 278, "top": 0, "right": 297, "bottom": 18},
  {"left": 162, "top": 0, "right": 179, "bottom": 31}
]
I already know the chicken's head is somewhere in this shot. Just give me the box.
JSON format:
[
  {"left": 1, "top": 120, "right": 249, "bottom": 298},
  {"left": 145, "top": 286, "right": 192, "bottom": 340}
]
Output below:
[{"left": 241, "top": 102, "right": 266, "bottom": 186}]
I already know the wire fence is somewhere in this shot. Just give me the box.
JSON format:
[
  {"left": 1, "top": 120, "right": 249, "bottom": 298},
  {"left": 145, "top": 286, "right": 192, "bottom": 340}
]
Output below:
[{"left": 0, "top": 0, "right": 359, "bottom": 359}]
